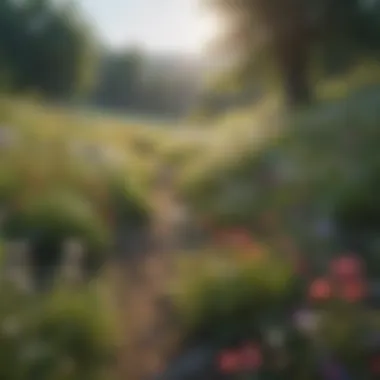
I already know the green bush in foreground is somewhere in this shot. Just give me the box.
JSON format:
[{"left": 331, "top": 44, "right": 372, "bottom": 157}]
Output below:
[
  {"left": 0, "top": 283, "right": 118, "bottom": 380},
  {"left": 172, "top": 251, "right": 300, "bottom": 345},
  {"left": 3, "top": 190, "right": 110, "bottom": 288}
]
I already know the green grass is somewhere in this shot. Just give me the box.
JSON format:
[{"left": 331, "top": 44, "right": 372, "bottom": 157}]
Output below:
[{"left": 0, "top": 96, "right": 173, "bottom": 279}]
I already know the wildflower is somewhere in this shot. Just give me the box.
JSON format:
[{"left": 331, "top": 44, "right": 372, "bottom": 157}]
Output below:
[
  {"left": 309, "top": 278, "right": 332, "bottom": 301},
  {"left": 293, "top": 309, "right": 320, "bottom": 333},
  {"left": 238, "top": 342, "right": 263, "bottom": 371},
  {"left": 339, "top": 280, "right": 366, "bottom": 303},
  {"left": 330, "top": 255, "right": 362, "bottom": 279},
  {"left": 217, "top": 350, "right": 240, "bottom": 374}
]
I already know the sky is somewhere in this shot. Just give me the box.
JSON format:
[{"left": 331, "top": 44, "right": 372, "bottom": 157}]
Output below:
[{"left": 78, "top": 0, "right": 218, "bottom": 55}]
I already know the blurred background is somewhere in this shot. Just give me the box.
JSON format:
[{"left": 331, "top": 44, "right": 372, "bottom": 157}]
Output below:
[{"left": 1, "top": 0, "right": 380, "bottom": 379}]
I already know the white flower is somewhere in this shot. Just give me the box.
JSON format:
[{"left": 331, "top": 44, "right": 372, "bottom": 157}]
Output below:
[{"left": 293, "top": 309, "right": 321, "bottom": 334}]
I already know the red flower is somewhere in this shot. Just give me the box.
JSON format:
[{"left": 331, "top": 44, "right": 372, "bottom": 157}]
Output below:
[
  {"left": 309, "top": 278, "right": 332, "bottom": 301},
  {"left": 330, "top": 255, "right": 362, "bottom": 279},
  {"left": 218, "top": 350, "right": 240, "bottom": 374},
  {"left": 217, "top": 344, "right": 263, "bottom": 374},
  {"left": 238, "top": 343, "right": 263, "bottom": 370},
  {"left": 340, "top": 280, "right": 366, "bottom": 302}
]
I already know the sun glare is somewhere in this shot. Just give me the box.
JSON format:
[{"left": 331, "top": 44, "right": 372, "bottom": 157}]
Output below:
[{"left": 194, "top": 12, "right": 220, "bottom": 55}]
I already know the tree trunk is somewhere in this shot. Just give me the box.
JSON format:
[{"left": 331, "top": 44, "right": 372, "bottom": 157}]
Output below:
[
  {"left": 277, "top": 35, "right": 312, "bottom": 107},
  {"left": 273, "top": 1, "right": 313, "bottom": 108},
  {"left": 284, "top": 50, "right": 312, "bottom": 107}
]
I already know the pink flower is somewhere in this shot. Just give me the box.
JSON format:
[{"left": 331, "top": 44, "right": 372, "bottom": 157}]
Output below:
[
  {"left": 309, "top": 278, "right": 332, "bottom": 301},
  {"left": 339, "top": 280, "right": 366, "bottom": 302},
  {"left": 330, "top": 255, "right": 362, "bottom": 279},
  {"left": 238, "top": 343, "right": 263, "bottom": 370},
  {"left": 217, "top": 343, "right": 263, "bottom": 374},
  {"left": 217, "top": 350, "right": 240, "bottom": 374}
]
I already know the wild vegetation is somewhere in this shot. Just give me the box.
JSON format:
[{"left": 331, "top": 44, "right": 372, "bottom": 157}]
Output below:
[{"left": 1, "top": 0, "right": 380, "bottom": 379}]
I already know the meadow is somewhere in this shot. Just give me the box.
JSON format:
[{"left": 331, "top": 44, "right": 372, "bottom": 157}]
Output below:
[{"left": 1, "top": 78, "right": 380, "bottom": 380}]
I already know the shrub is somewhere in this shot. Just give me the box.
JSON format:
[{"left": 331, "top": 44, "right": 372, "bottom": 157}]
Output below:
[
  {"left": 27, "top": 287, "right": 117, "bottom": 380},
  {"left": 106, "top": 171, "right": 151, "bottom": 228},
  {"left": 0, "top": 283, "right": 118, "bottom": 380},
  {"left": 3, "top": 190, "right": 110, "bottom": 288},
  {"left": 171, "top": 250, "right": 301, "bottom": 345}
]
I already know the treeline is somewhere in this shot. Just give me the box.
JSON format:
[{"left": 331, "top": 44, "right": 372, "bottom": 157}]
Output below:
[
  {"left": 0, "top": 0, "right": 202, "bottom": 117},
  {"left": 0, "top": 0, "right": 92, "bottom": 98},
  {"left": 207, "top": 0, "right": 380, "bottom": 107},
  {"left": 89, "top": 49, "right": 202, "bottom": 117}
]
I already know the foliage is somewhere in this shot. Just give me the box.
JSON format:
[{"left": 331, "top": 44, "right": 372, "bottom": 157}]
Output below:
[
  {"left": 172, "top": 250, "right": 300, "bottom": 345},
  {"left": 0, "top": 0, "right": 95, "bottom": 98},
  {"left": 178, "top": 86, "right": 380, "bottom": 269},
  {"left": 91, "top": 49, "right": 143, "bottom": 110},
  {"left": 3, "top": 190, "right": 109, "bottom": 249},
  {"left": 0, "top": 282, "right": 117, "bottom": 380},
  {"left": 29, "top": 286, "right": 117, "bottom": 380},
  {"left": 207, "top": 0, "right": 380, "bottom": 105},
  {"left": 0, "top": 98, "right": 158, "bottom": 288},
  {"left": 88, "top": 48, "right": 202, "bottom": 118},
  {"left": 105, "top": 170, "right": 151, "bottom": 228}
]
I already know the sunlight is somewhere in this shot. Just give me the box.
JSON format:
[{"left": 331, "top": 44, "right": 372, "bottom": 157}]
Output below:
[
  {"left": 78, "top": 0, "right": 220, "bottom": 55},
  {"left": 192, "top": 5, "right": 220, "bottom": 56}
]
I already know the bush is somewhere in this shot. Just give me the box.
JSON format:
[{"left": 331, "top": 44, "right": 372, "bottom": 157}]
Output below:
[
  {"left": 177, "top": 86, "right": 380, "bottom": 273},
  {"left": 106, "top": 171, "right": 151, "bottom": 228},
  {"left": 171, "top": 250, "right": 301, "bottom": 345},
  {"left": 28, "top": 287, "right": 117, "bottom": 380},
  {"left": 0, "top": 283, "right": 118, "bottom": 380},
  {"left": 3, "top": 190, "right": 110, "bottom": 288}
]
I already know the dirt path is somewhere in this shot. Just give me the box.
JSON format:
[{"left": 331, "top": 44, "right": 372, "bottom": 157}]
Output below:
[{"left": 112, "top": 165, "right": 185, "bottom": 380}]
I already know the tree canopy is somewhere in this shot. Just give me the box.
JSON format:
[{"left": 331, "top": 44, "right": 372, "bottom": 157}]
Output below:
[
  {"left": 207, "top": 0, "right": 380, "bottom": 106},
  {"left": 0, "top": 0, "right": 95, "bottom": 98}
]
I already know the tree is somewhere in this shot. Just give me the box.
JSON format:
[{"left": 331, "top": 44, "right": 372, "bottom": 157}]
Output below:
[
  {"left": 90, "top": 49, "right": 202, "bottom": 117},
  {"left": 0, "top": 0, "right": 94, "bottom": 98},
  {"left": 91, "top": 49, "right": 143, "bottom": 109},
  {"left": 207, "top": 0, "right": 380, "bottom": 107}
]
